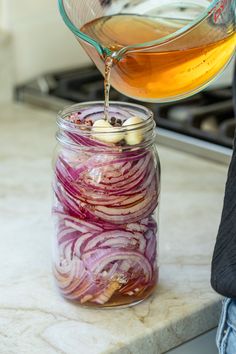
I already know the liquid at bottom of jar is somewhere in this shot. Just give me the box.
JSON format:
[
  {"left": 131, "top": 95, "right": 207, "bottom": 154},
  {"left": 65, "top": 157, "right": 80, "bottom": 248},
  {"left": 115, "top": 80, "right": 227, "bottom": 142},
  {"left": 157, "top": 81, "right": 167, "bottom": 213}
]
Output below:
[{"left": 56, "top": 272, "right": 158, "bottom": 308}]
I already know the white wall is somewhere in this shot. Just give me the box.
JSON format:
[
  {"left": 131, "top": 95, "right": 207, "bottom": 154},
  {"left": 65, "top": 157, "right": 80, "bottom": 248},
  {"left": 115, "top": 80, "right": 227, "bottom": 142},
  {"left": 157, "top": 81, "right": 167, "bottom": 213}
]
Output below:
[
  {"left": 0, "top": 0, "right": 234, "bottom": 87},
  {"left": 0, "top": 0, "right": 90, "bottom": 84},
  {"left": 0, "top": 31, "right": 14, "bottom": 102}
]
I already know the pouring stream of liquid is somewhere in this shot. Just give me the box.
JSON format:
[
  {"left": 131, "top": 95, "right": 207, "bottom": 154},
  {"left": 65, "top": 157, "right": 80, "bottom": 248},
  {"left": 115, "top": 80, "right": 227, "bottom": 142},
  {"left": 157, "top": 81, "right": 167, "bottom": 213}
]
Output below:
[{"left": 104, "top": 56, "right": 113, "bottom": 121}]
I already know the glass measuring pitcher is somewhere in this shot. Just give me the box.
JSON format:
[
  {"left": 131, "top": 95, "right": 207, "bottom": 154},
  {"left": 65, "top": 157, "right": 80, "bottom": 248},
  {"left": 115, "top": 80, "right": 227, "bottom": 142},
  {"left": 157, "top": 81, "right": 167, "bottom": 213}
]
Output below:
[{"left": 59, "top": 0, "right": 236, "bottom": 102}]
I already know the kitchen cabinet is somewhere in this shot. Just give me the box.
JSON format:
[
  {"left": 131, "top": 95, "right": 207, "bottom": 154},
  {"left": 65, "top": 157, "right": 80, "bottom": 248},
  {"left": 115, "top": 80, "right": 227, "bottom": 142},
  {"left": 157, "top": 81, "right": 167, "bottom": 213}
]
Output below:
[{"left": 167, "top": 329, "right": 217, "bottom": 354}]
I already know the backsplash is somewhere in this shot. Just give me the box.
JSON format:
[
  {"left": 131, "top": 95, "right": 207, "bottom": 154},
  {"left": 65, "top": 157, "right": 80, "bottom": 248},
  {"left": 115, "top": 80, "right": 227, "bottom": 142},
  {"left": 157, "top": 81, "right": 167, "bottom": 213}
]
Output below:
[{"left": 0, "top": 0, "right": 90, "bottom": 84}]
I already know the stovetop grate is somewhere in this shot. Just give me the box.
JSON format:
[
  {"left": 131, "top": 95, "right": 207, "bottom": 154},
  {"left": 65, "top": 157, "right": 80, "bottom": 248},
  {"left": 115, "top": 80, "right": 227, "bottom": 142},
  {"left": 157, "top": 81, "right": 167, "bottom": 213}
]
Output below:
[{"left": 15, "top": 65, "right": 235, "bottom": 150}]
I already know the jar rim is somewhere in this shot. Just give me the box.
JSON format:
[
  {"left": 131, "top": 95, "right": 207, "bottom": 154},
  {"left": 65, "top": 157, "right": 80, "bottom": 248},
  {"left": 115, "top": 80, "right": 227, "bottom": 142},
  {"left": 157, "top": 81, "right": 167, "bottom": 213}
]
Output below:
[
  {"left": 56, "top": 101, "right": 156, "bottom": 151},
  {"left": 57, "top": 101, "right": 154, "bottom": 131}
]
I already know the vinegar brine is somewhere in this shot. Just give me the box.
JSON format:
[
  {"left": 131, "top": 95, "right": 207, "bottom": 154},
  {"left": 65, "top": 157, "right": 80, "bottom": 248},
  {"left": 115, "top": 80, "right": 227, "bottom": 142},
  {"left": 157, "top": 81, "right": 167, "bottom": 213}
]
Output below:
[{"left": 81, "top": 14, "right": 236, "bottom": 102}]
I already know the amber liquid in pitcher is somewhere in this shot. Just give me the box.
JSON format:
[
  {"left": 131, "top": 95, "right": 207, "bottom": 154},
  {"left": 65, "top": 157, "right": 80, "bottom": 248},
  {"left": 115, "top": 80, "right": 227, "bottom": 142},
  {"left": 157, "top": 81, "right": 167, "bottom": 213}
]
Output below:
[{"left": 80, "top": 14, "right": 236, "bottom": 102}]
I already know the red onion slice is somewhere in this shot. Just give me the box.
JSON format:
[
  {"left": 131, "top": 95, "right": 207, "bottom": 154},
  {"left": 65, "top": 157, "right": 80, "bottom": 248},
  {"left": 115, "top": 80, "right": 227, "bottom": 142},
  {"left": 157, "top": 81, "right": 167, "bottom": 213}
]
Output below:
[{"left": 53, "top": 122, "right": 159, "bottom": 304}]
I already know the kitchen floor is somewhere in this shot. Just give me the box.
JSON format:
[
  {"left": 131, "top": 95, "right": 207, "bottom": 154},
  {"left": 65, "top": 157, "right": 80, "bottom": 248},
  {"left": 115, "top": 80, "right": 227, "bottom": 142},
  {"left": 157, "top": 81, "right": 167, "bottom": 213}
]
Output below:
[{"left": 166, "top": 329, "right": 218, "bottom": 353}]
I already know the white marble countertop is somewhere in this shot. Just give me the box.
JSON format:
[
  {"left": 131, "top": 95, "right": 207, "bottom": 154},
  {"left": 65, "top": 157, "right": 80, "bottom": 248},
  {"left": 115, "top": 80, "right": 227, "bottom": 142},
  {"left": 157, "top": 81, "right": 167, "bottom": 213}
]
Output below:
[{"left": 0, "top": 103, "right": 228, "bottom": 354}]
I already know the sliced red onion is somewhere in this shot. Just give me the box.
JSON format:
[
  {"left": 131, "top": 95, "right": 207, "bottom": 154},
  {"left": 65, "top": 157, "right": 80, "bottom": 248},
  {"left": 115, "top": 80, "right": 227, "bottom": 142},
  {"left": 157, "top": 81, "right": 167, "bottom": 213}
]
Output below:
[{"left": 52, "top": 120, "right": 159, "bottom": 305}]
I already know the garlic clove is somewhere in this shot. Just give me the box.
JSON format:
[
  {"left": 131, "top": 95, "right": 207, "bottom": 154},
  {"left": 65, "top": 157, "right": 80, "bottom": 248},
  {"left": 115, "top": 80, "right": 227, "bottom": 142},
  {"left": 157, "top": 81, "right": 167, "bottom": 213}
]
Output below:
[
  {"left": 125, "top": 132, "right": 143, "bottom": 146},
  {"left": 123, "top": 116, "right": 144, "bottom": 145},
  {"left": 123, "top": 116, "right": 143, "bottom": 126},
  {"left": 92, "top": 119, "right": 124, "bottom": 143},
  {"left": 93, "top": 119, "right": 112, "bottom": 129}
]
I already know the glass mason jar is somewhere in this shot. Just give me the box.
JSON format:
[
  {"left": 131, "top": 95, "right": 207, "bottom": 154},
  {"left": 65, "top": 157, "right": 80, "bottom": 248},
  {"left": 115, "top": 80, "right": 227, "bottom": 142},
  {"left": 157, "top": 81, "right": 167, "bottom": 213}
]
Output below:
[{"left": 52, "top": 101, "right": 160, "bottom": 308}]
